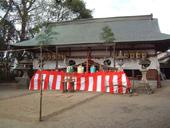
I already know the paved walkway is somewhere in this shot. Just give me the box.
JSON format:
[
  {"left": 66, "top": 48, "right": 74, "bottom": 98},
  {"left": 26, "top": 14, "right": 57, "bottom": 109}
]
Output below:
[{"left": 0, "top": 81, "right": 170, "bottom": 128}]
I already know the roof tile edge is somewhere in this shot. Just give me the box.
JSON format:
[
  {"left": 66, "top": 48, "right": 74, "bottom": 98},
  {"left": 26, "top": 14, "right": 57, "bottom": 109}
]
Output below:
[{"left": 50, "top": 14, "right": 153, "bottom": 26}]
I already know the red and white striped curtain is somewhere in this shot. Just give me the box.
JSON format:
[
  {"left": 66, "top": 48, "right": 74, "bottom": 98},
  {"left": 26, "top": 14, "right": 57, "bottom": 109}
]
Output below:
[{"left": 29, "top": 70, "right": 131, "bottom": 94}]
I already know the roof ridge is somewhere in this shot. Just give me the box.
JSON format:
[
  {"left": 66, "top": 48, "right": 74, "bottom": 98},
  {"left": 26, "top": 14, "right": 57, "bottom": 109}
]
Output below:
[{"left": 49, "top": 14, "right": 153, "bottom": 26}]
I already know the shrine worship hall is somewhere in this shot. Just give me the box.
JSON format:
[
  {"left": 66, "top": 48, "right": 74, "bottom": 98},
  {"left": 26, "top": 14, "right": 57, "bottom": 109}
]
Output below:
[{"left": 12, "top": 14, "right": 170, "bottom": 93}]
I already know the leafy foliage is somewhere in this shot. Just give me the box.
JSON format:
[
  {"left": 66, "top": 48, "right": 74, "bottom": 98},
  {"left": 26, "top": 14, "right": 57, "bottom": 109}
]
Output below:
[
  {"left": 0, "top": 0, "right": 92, "bottom": 46},
  {"left": 0, "top": 18, "right": 18, "bottom": 49},
  {"left": 100, "top": 26, "right": 116, "bottom": 68},
  {"left": 36, "top": 25, "right": 58, "bottom": 45},
  {"left": 65, "top": 0, "right": 92, "bottom": 19},
  {"left": 0, "top": 0, "right": 8, "bottom": 10},
  {"left": 101, "top": 26, "right": 115, "bottom": 43}
]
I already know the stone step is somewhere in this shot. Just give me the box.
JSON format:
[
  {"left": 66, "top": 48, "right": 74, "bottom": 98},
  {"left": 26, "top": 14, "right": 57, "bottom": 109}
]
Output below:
[{"left": 134, "top": 85, "right": 153, "bottom": 94}]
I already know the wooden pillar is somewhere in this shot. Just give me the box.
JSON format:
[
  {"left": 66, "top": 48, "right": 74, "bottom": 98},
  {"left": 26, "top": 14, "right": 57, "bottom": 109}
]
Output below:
[
  {"left": 157, "top": 73, "right": 161, "bottom": 88},
  {"left": 132, "top": 69, "right": 135, "bottom": 89},
  {"left": 86, "top": 48, "right": 91, "bottom": 73},
  {"left": 39, "top": 46, "right": 43, "bottom": 121},
  {"left": 86, "top": 59, "right": 89, "bottom": 73},
  {"left": 109, "top": 46, "right": 112, "bottom": 57},
  {"left": 56, "top": 46, "right": 58, "bottom": 70}
]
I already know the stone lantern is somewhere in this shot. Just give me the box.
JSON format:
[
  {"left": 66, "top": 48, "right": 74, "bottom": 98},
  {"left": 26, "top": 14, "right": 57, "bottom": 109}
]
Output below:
[
  {"left": 138, "top": 58, "right": 153, "bottom": 94},
  {"left": 139, "top": 58, "right": 151, "bottom": 82},
  {"left": 116, "top": 50, "right": 126, "bottom": 71},
  {"left": 14, "top": 51, "right": 33, "bottom": 88}
]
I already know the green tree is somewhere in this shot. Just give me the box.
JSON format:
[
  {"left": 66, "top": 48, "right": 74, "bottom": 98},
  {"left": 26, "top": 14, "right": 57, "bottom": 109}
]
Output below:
[
  {"left": 65, "top": 0, "right": 92, "bottom": 19},
  {"left": 0, "top": 0, "right": 18, "bottom": 49},
  {"left": 0, "top": 0, "right": 92, "bottom": 43},
  {"left": 100, "top": 26, "right": 116, "bottom": 68},
  {"left": 101, "top": 26, "right": 115, "bottom": 43},
  {"left": 36, "top": 25, "right": 58, "bottom": 46}
]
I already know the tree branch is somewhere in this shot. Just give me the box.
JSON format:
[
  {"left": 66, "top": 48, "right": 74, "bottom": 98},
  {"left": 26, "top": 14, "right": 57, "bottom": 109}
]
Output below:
[
  {"left": 11, "top": 0, "right": 22, "bottom": 17},
  {"left": 27, "top": 0, "right": 36, "bottom": 10}
]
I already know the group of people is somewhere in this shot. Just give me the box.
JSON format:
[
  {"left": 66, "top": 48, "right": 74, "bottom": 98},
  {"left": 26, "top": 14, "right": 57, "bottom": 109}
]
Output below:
[
  {"left": 64, "top": 64, "right": 111, "bottom": 92},
  {"left": 66, "top": 63, "right": 113, "bottom": 73},
  {"left": 66, "top": 64, "right": 96, "bottom": 73}
]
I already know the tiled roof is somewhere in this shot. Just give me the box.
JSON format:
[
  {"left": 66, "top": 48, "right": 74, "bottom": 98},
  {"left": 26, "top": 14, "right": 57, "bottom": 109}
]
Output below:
[{"left": 12, "top": 14, "right": 170, "bottom": 47}]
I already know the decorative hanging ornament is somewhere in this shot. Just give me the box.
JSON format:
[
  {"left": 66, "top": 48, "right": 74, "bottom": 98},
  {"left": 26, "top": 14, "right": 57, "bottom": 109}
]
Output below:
[{"left": 104, "top": 59, "right": 111, "bottom": 66}]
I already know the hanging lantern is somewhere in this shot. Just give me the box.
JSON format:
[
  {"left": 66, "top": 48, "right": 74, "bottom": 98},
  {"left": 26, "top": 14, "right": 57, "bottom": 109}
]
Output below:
[
  {"left": 130, "top": 52, "right": 135, "bottom": 59},
  {"left": 136, "top": 51, "right": 141, "bottom": 59},
  {"left": 57, "top": 54, "right": 60, "bottom": 60},
  {"left": 141, "top": 52, "right": 147, "bottom": 59}
]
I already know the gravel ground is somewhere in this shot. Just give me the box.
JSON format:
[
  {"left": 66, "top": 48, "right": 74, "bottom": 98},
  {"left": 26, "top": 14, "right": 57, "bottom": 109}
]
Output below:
[{"left": 0, "top": 81, "right": 170, "bottom": 128}]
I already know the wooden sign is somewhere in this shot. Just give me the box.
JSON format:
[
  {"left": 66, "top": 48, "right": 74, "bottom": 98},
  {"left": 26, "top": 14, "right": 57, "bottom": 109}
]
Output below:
[{"left": 41, "top": 53, "right": 66, "bottom": 60}]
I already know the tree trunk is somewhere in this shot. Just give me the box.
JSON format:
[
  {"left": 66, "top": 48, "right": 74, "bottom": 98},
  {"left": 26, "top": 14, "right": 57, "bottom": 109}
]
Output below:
[
  {"left": 20, "top": 0, "right": 28, "bottom": 41},
  {"left": 20, "top": 19, "right": 27, "bottom": 41},
  {"left": 113, "top": 42, "right": 116, "bottom": 69}
]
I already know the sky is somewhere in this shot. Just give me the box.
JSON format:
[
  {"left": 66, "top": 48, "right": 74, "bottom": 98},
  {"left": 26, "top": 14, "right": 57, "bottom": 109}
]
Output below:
[
  {"left": 1, "top": 0, "right": 169, "bottom": 34},
  {"left": 84, "top": 0, "right": 170, "bottom": 34}
]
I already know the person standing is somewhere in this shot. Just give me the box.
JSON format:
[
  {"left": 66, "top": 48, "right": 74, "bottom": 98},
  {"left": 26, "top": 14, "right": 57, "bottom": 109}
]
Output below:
[
  {"left": 90, "top": 65, "right": 96, "bottom": 73},
  {"left": 77, "top": 64, "right": 84, "bottom": 73}
]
